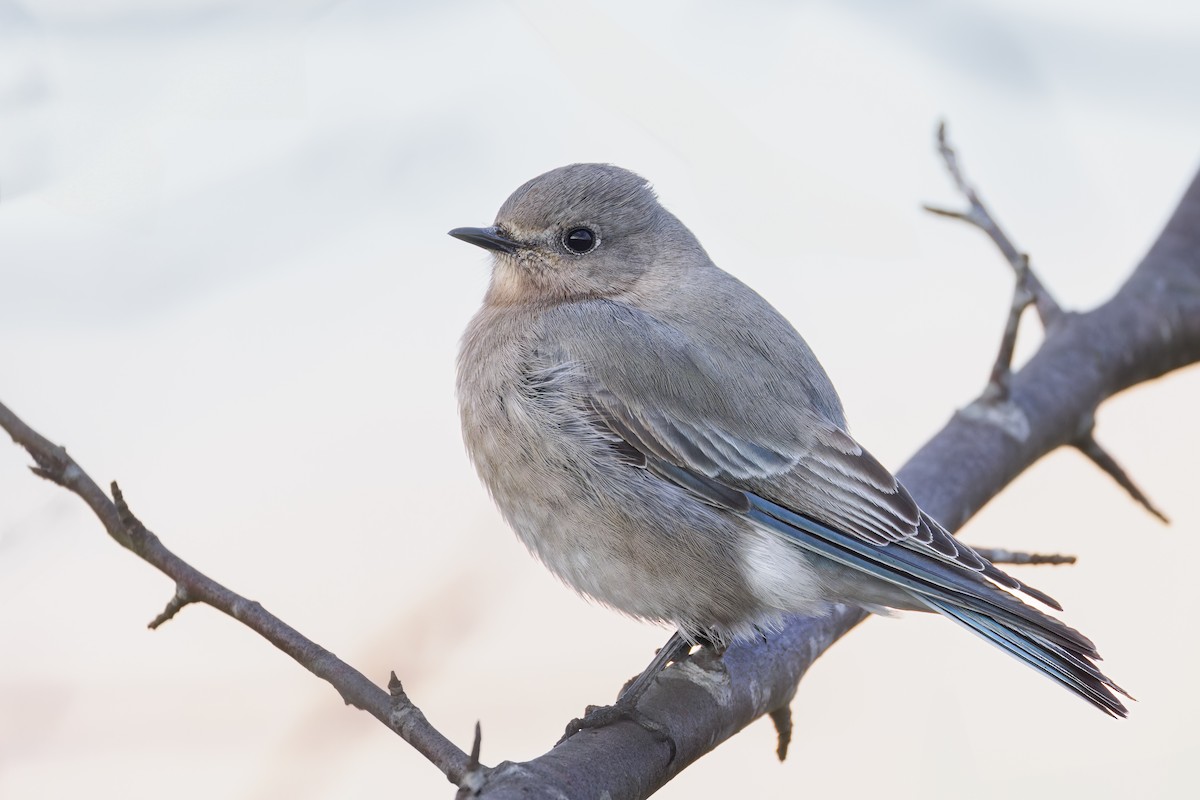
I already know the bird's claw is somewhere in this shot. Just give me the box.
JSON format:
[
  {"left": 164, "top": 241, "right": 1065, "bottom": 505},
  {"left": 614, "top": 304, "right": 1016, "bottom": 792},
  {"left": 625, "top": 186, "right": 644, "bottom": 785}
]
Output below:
[{"left": 558, "top": 700, "right": 676, "bottom": 761}]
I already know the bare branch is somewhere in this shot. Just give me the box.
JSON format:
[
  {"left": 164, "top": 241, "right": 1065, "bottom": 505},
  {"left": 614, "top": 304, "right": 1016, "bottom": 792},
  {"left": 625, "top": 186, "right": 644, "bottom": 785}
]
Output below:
[
  {"left": 767, "top": 706, "right": 793, "bottom": 762},
  {"left": 924, "top": 121, "right": 1063, "bottom": 327},
  {"left": 0, "top": 400, "right": 472, "bottom": 787},
  {"left": 972, "top": 548, "right": 1077, "bottom": 566},
  {"left": 928, "top": 123, "right": 1169, "bottom": 527},
  {"left": 455, "top": 722, "right": 487, "bottom": 800},
  {"left": 148, "top": 584, "right": 194, "bottom": 629},
  {"left": 1075, "top": 433, "right": 1170, "bottom": 523},
  {"left": 8, "top": 130, "right": 1200, "bottom": 799},
  {"left": 981, "top": 253, "right": 1035, "bottom": 402}
]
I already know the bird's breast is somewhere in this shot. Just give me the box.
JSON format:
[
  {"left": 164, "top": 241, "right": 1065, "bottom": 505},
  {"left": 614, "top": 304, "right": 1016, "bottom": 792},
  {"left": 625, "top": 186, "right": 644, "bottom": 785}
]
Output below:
[
  {"left": 454, "top": 304, "right": 827, "bottom": 639},
  {"left": 457, "top": 307, "right": 605, "bottom": 571}
]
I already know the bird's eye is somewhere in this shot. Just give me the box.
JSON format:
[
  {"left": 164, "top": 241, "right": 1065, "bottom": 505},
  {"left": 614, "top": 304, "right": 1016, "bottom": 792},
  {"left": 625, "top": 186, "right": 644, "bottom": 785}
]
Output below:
[{"left": 563, "top": 227, "right": 597, "bottom": 254}]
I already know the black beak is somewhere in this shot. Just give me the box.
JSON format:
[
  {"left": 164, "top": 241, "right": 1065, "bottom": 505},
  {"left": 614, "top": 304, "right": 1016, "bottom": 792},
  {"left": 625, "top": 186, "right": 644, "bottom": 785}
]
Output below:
[{"left": 448, "top": 226, "right": 522, "bottom": 255}]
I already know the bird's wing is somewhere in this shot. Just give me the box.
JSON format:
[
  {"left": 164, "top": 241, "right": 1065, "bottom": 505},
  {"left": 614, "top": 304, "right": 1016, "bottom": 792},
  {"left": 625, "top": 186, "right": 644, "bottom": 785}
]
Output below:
[
  {"left": 539, "top": 297, "right": 1055, "bottom": 604},
  {"left": 585, "top": 385, "right": 1035, "bottom": 591},
  {"left": 582, "top": 383, "right": 1130, "bottom": 716}
]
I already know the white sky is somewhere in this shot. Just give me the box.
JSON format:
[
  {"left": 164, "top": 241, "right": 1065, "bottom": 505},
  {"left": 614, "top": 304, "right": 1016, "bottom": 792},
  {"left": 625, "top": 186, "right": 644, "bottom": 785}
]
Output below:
[{"left": 2, "top": 1, "right": 1198, "bottom": 798}]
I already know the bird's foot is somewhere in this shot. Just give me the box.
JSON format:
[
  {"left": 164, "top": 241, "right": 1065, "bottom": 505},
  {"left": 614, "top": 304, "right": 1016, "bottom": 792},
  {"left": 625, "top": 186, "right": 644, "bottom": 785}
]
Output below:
[
  {"left": 556, "top": 630, "right": 696, "bottom": 760},
  {"left": 559, "top": 697, "right": 675, "bottom": 758}
]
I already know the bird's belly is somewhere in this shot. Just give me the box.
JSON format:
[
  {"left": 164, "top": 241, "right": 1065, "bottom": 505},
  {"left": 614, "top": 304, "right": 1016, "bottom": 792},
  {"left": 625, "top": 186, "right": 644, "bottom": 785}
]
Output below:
[{"left": 461, "top": 386, "right": 829, "bottom": 639}]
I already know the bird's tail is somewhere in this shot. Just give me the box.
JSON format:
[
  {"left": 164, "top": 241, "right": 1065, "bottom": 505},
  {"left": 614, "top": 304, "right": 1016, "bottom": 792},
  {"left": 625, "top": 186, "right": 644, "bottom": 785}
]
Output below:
[
  {"left": 916, "top": 594, "right": 1130, "bottom": 718},
  {"left": 745, "top": 495, "right": 1130, "bottom": 717}
]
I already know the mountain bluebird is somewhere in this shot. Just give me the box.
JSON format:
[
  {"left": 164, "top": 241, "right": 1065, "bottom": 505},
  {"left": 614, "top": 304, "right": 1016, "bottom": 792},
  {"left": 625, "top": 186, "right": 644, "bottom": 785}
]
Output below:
[{"left": 451, "top": 163, "right": 1127, "bottom": 721}]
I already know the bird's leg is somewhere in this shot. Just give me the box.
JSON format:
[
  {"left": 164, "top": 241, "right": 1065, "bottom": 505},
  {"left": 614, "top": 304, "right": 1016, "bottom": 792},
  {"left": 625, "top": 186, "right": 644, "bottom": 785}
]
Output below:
[
  {"left": 558, "top": 629, "right": 696, "bottom": 749},
  {"left": 615, "top": 629, "right": 696, "bottom": 704}
]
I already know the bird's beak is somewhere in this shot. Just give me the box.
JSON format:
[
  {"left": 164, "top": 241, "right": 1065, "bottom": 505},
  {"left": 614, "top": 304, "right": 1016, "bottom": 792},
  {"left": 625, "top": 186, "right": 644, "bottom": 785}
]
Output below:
[{"left": 448, "top": 226, "right": 522, "bottom": 255}]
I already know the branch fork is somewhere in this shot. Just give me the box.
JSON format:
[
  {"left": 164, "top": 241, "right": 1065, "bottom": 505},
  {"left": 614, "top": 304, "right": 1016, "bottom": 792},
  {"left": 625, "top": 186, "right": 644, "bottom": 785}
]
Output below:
[{"left": 926, "top": 122, "right": 1167, "bottom": 525}]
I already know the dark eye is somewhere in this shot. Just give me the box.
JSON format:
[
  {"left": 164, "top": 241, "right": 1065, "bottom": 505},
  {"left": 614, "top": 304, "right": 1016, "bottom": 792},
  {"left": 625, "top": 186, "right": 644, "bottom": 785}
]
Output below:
[{"left": 563, "top": 227, "right": 597, "bottom": 254}]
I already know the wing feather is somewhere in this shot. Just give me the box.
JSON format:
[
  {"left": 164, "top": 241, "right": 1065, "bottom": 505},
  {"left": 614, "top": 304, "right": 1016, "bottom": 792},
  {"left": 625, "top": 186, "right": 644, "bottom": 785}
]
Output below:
[{"left": 584, "top": 387, "right": 1059, "bottom": 609}]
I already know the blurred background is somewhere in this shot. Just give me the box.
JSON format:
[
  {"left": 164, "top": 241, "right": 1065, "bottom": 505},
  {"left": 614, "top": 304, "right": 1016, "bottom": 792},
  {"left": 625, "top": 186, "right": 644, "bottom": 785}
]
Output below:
[{"left": 2, "top": 1, "right": 1198, "bottom": 797}]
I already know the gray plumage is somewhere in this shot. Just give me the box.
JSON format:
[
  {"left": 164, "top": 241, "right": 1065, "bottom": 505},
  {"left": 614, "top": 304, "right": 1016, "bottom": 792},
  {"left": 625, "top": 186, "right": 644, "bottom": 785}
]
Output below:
[{"left": 452, "top": 163, "right": 1127, "bottom": 717}]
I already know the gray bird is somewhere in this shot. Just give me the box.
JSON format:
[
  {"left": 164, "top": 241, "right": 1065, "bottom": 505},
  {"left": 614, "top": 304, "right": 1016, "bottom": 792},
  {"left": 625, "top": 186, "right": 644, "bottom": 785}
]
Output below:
[{"left": 451, "top": 163, "right": 1127, "bottom": 721}]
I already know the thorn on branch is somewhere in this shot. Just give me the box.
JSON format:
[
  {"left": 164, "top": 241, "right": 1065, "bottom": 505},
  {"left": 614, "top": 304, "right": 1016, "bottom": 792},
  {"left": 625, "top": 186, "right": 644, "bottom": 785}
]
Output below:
[
  {"left": 768, "top": 705, "right": 793, "bottom": 762},
  {"left": 388, "top": 671, "right": 408, "bottom": 704},
  {"left": 921, "top": 204, "right": 971, "bottom": 222},
  {"left": 1075, "top": 433, "right": 1169, "bottom": 523},
  {"left": 29, "top": 464, "right": 61, "bottom": 483},
  {"left": 387, "top": 671, "right": 421, "bottom": 731},
  {"left": 469, "top": 721, "right": 483, "bottom": 768},
  {"left": 109, "top": 480, "right": 148, "bottom": 552},
  {"left": 389, "top": 670, "right": 476, "bottom": 783},
  {"left": 973, "top": 547, "right": 1077, "bottom": 566},
  {"left": 112, "top": 481, "right": 145, "bottom": 533},
  {"left": 148, "top": 584, "right": 195, "bottom": 629},
  {"left": 455, "top": 721, "right": 486, "bottom": 798},
  {"left": 25, "top": 445, "right": 74, "bottom": 487}
]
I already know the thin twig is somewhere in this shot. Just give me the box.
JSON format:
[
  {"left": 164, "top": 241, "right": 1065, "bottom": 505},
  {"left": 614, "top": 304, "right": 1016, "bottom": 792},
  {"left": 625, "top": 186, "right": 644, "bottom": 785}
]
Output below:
[
  {"left": 0, "top": 399, "right": 472, "bottom": 786},
  {"left": 767, "top": 706, "right": 793, "bottom": 762},
  {"left": 456, "top": 721, "right": 487, "bottom": 799},
  {"left": 973, "top": 547, "right": 1077, "bottom": 566},
  {"left": 148, "top": 584, "right": 194, "bottom": 629},
  {"left": 924, "top": 121, "right": 1063, "bottom": 327},
  {"left": 927, "top": 124, "right": 1167, "bottom": 525},
  {"left": 1075, "top": 433, "right": 1169, "bottom": 523},
  {"left": 982, "top": 253, "right": 1035, "bottom": 402}
]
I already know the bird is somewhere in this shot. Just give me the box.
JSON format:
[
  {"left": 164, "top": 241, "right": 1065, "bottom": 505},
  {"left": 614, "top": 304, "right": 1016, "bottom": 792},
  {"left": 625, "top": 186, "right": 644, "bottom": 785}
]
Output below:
[{"left": 449, "top": 163, "right": 1128, "bottom": 724}]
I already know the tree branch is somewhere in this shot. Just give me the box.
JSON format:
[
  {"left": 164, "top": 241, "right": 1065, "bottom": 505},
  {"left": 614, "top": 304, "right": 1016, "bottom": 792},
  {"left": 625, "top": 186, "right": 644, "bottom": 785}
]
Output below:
[
  {"left": 6, "top": 133, "right": 1200, "bottom": 799},
  {"left": 971, "top": 547, "right": 1076, "bottom": 566},
  {"left": 924, "top": 123, "right": 1170, "bottom": 522},
  {"left": 1074, "top": 431, "right": 1169, "bottom": 523},
  {"left": 923, "top": 121, "right": 1063, "bottom": 327},
  {"left": 0, "top": 401, "right": 473, "bottom": 786}
]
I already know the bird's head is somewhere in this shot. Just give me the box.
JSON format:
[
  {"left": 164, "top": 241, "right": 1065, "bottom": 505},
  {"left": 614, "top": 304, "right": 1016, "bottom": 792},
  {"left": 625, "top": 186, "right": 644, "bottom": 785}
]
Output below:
[{"left": 450, "top": 163, "right": 705, "bottom": 305}]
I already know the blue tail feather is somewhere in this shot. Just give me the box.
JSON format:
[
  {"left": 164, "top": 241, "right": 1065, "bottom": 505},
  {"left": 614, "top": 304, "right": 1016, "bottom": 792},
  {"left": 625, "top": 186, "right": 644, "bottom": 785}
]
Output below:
[
  {"left": 918, "top": 596, "right": 1128, "bottom": 717},
  {"left": 745, "top": 495, "right": 1128, "bottom": 717}
]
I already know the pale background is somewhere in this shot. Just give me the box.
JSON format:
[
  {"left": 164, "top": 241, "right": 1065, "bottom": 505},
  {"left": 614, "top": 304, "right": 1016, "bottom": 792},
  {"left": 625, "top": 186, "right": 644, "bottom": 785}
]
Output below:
[{"left": 2, "top": 1, "right": 1198, "bottom": 798}]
